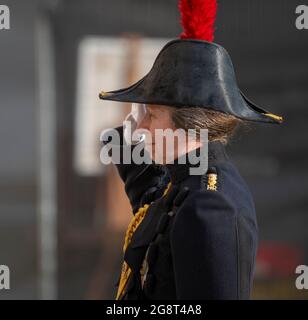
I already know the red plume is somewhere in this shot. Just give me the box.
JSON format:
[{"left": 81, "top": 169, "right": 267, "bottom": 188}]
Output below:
[{"left": 179, "top": 0, "right": 217, "bottom": 42}]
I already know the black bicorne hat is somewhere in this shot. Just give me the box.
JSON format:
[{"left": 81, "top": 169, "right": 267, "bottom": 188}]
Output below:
[{"left": 99, "top": 0, "right": 283, "bottom": 124}]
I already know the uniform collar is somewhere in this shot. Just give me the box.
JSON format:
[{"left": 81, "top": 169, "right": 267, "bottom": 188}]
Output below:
[
  {"left": 123, "top": 141, "right": 228, "bottom": 273},
  {"left": 165, "top": 141, "right": 228, "bottom": 184}
]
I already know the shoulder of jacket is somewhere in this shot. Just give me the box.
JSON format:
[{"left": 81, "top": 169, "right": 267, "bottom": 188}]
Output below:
[
  {"left": 176, "top": 186, "right": 236, "bottom": 219},
  {"left": 172, "top": 164, "right": 239, "bottom": 221}
]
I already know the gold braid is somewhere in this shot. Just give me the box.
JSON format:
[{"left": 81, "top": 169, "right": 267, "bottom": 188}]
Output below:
[{"left": 115, "top": 182, "right": 172, "bottom": 300}]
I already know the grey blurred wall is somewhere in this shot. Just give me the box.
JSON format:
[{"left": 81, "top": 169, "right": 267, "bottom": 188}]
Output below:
[{"left": 0, "top": 0, "right": 38, "bottom": 299}]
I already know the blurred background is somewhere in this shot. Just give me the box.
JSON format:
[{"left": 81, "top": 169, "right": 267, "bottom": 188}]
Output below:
[{"left": 0, "top": 0, "right": 307, "bottom": 299}]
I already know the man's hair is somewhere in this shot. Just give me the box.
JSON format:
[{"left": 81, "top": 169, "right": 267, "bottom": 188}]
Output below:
[{"left": 170, "top": 107, "right": 243, "bottom": 144}]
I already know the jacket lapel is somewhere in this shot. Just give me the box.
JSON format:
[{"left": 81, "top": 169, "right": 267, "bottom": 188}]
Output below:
[{"left": 124, "top": 199, "right": 164, "bottom": 272}]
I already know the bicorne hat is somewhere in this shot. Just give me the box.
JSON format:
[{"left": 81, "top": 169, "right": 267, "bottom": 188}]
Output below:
[{"left": 99, "top": 0, "right": 283, "bottom": 124}]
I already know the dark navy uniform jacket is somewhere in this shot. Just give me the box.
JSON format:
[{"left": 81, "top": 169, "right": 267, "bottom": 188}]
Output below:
[{"left": 106, "top": 128, "right": 258, "bottom": 300}]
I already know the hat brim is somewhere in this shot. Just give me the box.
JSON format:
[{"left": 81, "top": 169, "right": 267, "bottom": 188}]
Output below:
[{"left": 99, "top": 39, "right": 283, "bottom": 124}]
